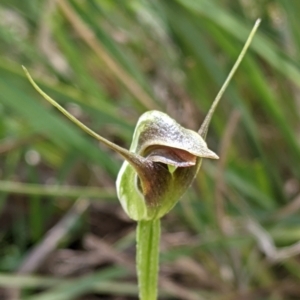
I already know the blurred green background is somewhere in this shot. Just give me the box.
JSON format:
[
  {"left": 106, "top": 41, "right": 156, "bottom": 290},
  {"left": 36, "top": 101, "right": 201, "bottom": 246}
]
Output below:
[{"left": 1, "top": 0, "right": 300, "bottom": 299}]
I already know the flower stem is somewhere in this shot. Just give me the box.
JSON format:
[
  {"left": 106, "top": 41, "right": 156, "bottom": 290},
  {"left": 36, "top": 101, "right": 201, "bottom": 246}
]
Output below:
[{"left": 136, "top": 219, "right": 161, "bottom": 300}]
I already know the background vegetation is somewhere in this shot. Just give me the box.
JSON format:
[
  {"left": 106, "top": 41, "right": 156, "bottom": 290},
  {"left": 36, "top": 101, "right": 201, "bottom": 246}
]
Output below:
[{"left": 1, "top": 0, "right": 300, "bottom": 299}]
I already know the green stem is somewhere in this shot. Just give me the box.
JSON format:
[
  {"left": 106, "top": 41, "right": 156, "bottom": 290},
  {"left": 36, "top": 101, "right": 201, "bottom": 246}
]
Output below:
[{"left": 136, "top": 219, "right": 161, "bottom": 300}]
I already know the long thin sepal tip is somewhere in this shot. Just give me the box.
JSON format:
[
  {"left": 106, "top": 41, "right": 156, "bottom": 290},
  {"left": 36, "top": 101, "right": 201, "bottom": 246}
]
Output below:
[{"left": 198, "top": 18, "right": 261, "bottom": 139}]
